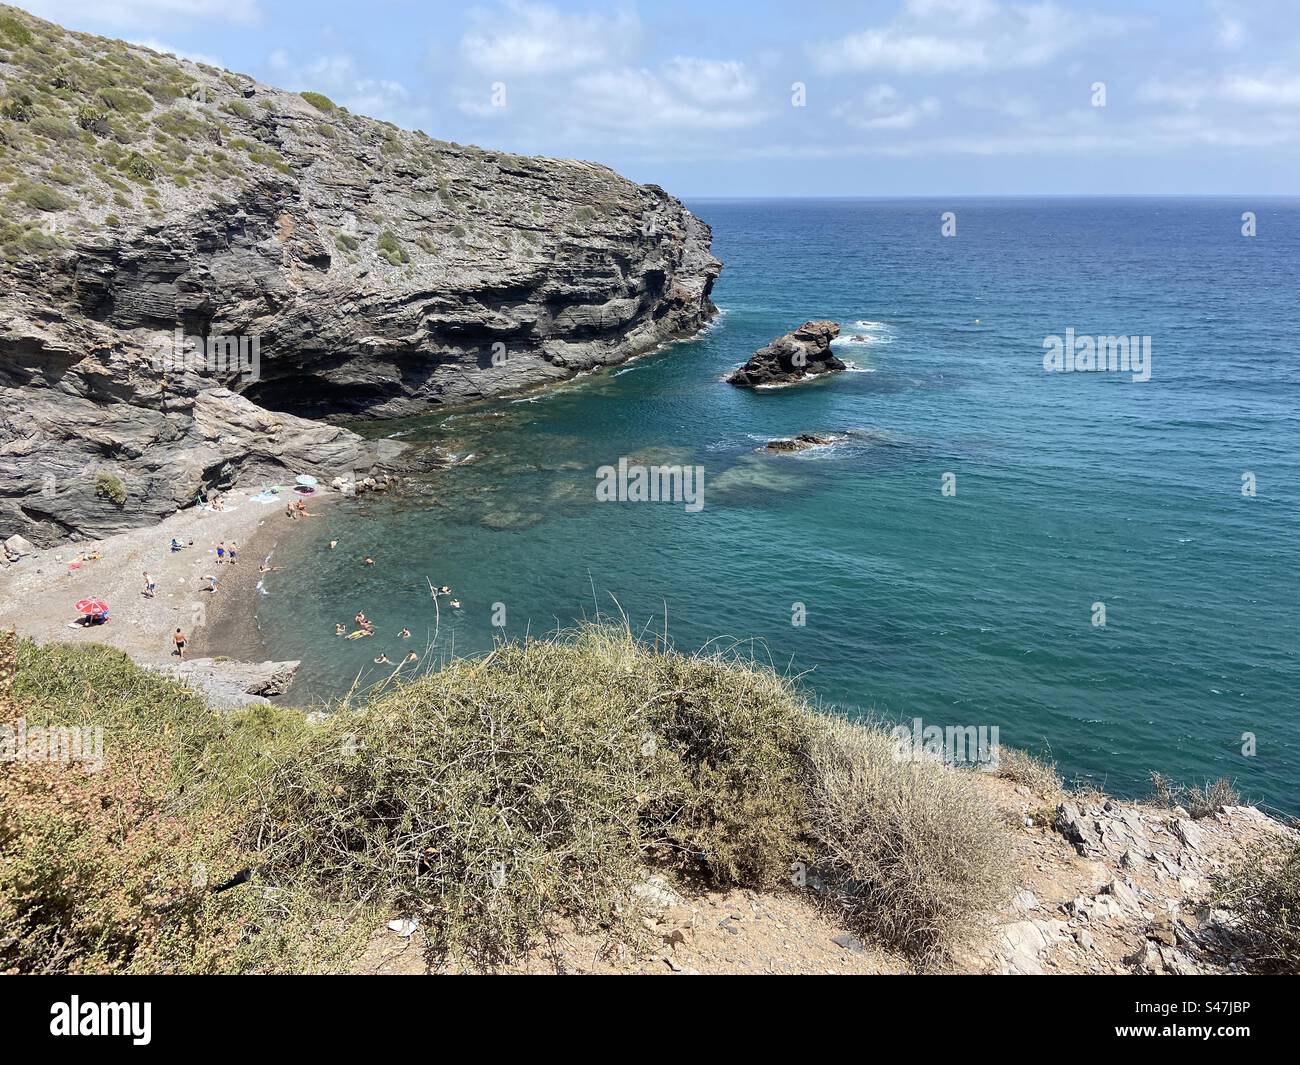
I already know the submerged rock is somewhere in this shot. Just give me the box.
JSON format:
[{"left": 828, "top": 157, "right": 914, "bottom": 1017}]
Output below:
[{"left": 727, "top": 321, "right": 844, "bottom": 388}]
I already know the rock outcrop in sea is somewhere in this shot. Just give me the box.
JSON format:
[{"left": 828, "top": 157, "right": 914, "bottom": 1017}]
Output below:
[
  {"left": 727, "top": 320, "right": 843, "bottom": 388},
  {"left": 0, "top": 5, "right": 720, "bottom": 544},
  {"left": 763, "top": 431, "right": 852, "bottom": 453}
]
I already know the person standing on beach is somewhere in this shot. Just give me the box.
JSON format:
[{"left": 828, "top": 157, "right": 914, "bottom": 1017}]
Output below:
[
  {"left": 216, "top": 541, "right": 225, "bottom": 564},
  {"left": 173, "top": 628, "right": 187, "bottom": 659},
  {"left": 228, "top": 542, "right": 238, "bottom": 565},
  {"left": 143, "top": 571, "right": 156, "bottom": 598}
]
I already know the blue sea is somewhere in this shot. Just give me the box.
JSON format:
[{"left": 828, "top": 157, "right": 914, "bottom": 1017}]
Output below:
[{"left": 255, "top": 198, "right": 1300, "bottom": 814}]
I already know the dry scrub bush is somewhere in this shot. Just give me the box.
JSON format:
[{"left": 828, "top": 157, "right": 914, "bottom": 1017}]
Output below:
[
  {"left": 1, "top": 638, "right": 309, "bottom": 974},
  {"left": 801, "top": 716, "right": 1015, "bottom": 965},
  {"left": 252, "top": 626, "right": 810, "bottom": 969},
  {"left": 997, "top": 746, "right": 1064, "bottom": 800},
  {"left": 1210, "top": 837, "right": 1300, "bottom": 974},
  {"left": 5, "top": 626, "right": 1022, "bottom": 973},
  {"left": 1149, "top": 771, "right": 1240, "bottom": 820}
]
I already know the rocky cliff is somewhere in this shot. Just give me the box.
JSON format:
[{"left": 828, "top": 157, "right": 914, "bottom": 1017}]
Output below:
[{"left": 0, "top": 5, "right": 720, "bottom": 544}]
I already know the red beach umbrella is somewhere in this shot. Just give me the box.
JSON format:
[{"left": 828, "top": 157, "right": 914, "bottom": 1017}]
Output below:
[{"left": 74, "top": 598, "right": 109, "bottom": 614}]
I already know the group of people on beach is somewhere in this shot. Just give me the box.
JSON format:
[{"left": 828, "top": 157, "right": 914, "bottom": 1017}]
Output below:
[
  {"left": 285, "top": 499, "right": 312, "bottom": 520},
  {"left": 67, "top": 548, "right": 103, "bottom": 573}
]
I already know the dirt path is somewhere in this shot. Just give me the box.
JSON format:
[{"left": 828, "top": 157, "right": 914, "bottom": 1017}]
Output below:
[{"left": 351, "top": 774, "right": 1292, "bottom": 976}]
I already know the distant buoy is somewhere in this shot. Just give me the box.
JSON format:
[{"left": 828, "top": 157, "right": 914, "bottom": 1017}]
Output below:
[{"left": 974, "top": 319, "right": 981, "bottom": 325}]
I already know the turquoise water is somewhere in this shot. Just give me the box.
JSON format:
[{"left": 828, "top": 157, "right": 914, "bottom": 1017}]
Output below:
[{"left": 256, "top": 198, "right": 1300, "bottom": 814}]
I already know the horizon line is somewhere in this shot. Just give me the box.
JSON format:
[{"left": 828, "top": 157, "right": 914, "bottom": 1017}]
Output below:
[{"left": 678, "top": 193, "right": 1300, "bottom": 202}]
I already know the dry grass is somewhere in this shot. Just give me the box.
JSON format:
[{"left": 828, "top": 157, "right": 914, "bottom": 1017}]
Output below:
[
  {"left": 801, "top": 716, "right": 1016, "bottom": 965},
  {"left": 1150, "top": 771, "right": 1240, "bottom": 820},
  {"left": 1210, "top": 836, "right": 1300, "bottom": 974},
  {"left": 997, "top": 746, "right": 1064, "bottom": 801},
  {"left": 250, "top": 625, "right": 810, "bottom": 969}
]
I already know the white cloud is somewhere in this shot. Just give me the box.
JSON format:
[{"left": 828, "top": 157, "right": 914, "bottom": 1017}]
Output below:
[
  {"left": 265, "top": 52, "right": 432, "bottom": 132},
  {"left": 1139, "top": 71, "right": 1300, "bottom": 108},
  {"left": 817, "top": 2, "right": 1134, "bottom": 75},
  {"left": 834, "top": 85, "right": 941, "bottom": 130},
  {"left": 904, "top": 0, "right": 1001, "bottom": 25},
  {"left": 1222, "top": 73, "right": 1300, "bottom": 106},
  {"left": 459, "top": 0, "right": 639, "bottom": 76},
  {"left": 129, "top": 37, "right": 223, "bottom": 67},
  {"left": 567, "top": 64, "right": 767, "bottom": 135},
  {"left": 22, "top": 0, "right": 260, "bottom": 27},
  {"left": 454, "top": 47, "right": 766, "bottom": 147},
  {"left": 823, "top": 30, "right": 984, "bottom": 74},
  {"left": 1209, "top": 1, "right": 1247, "bottom": 49},
  {"left": 661, "top": 58, "right": 757, "bottom": 106}
]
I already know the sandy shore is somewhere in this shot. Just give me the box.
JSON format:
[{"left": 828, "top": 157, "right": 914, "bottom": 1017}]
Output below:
[{"left": 0, "top": 486, "right": 327, "bottom": 668}]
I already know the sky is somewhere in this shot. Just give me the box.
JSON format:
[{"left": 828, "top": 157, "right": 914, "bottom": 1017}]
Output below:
[{"left": 19, "top": 0, "right": 1300, "bottom": 197}]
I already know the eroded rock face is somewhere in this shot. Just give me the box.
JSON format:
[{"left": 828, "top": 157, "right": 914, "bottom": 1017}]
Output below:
[
  {"left": 0, "top": 8, "right": 720, "bottom": 544},
  {"left": 727, "top": 321, "right": 842, "bottom": 388}
]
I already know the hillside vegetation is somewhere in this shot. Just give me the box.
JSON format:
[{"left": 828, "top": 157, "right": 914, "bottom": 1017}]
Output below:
[{"left": 1, "top": 624, "right": 1026, "bottom": 973}]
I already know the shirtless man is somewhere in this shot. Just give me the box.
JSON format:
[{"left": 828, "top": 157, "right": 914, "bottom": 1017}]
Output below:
[{"left": 173, "top": 628, "right": 187, "bottom": 659}]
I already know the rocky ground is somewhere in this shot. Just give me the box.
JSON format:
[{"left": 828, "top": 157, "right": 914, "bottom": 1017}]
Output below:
[
  {"left": 0, "top": 4, "right": 720, "bottom": 545},
  {"left": 352, "top": 773, "right": 1292, "bottom": 975}
]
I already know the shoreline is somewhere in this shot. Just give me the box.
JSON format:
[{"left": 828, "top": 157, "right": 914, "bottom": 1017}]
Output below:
[
  {"left": 0, "top": 309, "right": 728, "bottom": 695},
  {"left": 0, "top": 484, "right": 328, "bottom": 680}
]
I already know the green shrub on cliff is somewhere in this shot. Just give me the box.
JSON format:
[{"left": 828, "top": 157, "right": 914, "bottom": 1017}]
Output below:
[
  {"left": 376, "top": 229, "right": 409, "bottom": 265},
  {"left": 16, "top": 181, "right": 67, "bottom": 211},
  {"left": 299, "top": 91, "right": 335, "bottom": 113},
  {"left": 98, "top": 86, "right": 153, "bottom": 114},
  {"left": 93, "top": 471, "right": 127, "bottom": 506},
  {"left": 0, "top": 13, "right": 33, "bottom": 47}
]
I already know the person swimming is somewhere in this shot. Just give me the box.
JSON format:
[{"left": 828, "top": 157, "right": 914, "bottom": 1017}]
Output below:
[
  {"left": 329, "top": 539, "right": 338, "bottom": 549},
  {"left": 449, "top": 599, "right": 461, "bottom": 609},
  {"left": 374, "top": 653, "right": 391, "bottom": 665},
  {"left": 399, "top": 628, "right": 411, "bottom": 639},
  {"left": 335, "top": 623, "right": 346, "bottom": 636},
  {"left": 404, "top": 651, "right": 418, "bottom": 664}
]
